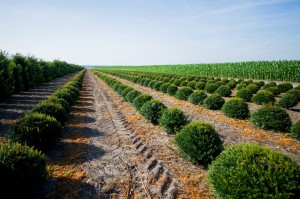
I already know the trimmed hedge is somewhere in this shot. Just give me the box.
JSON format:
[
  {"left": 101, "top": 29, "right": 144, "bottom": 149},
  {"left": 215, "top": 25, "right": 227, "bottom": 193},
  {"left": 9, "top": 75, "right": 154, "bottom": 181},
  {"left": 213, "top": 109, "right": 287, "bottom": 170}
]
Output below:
[
  {"left": 221, "top": 98, "right": 249, "bottom": 119},
  {"left": 291, "top": 121, "right": 300, "bottom": 140},
  {"left": 236, "top": 88, "right": 253, "bottom": 102},
  {"left": 176, "top": 87, "right": 193, "bottom": 100},
  {"left": 188, "top": 90, "right": 207, "bottom": 105},
  {"left": 167, "top": 84, "right": 178, "bottom": 96},
  {"left": 32, "top": 101, "right": 67, "bottom": 124},
  {"left": 204, "top": 83, "right": 219, "bottom": 93},
  {"left": 278, "top": 83, "right": 293, "bottom": 93},
  {"left": 159, "top": 107, "right": 187, "bottom": 134},
  {"left": 252, "top": 90, "right": 275, "bottom": 105},
  {"left": 208, "top": 143, "right": 300, "bottom": 199},
  {"left": 214, "top": 85, "right": 231, "bottom": 97},
  {"left": 0, "top": 142, "right": 47, "bottom": 197},
  {"left": 140, "top": 99, "right": 167, "bottom": 124},
  {"left": 175, "top": 121, "right": 223, "bottom": 165},
  {"left": 246, "top": 83, "right": 259, "bottom": 94},
  {"left": 159, "top": 83, "right": 171, "bottom": 93},
  {"left": 203, "top": 94, "right": 225, "bottom": 110},
  {"left": 195, "top": 82, "right": 206, "bottom": 90},
  {"left": 278, "top": 94, "right": 299, "bottom": 108},
  {"left": 265, "top": 86, "right": 281, "bottom": 95},
  {"left": 250, "top": 105, "right": 292, "bottom": 132},
  {"left": 132, "top": 94, "right": 152, "bottom": 110},
  {"left": 125, "top": 90, "right": 141, "bottom": 102}
]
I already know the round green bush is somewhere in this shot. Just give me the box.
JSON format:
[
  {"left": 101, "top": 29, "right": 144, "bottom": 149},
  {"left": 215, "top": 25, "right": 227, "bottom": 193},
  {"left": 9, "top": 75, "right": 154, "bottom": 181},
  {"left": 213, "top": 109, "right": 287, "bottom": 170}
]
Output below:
[
  {"left": 246, "top": 83, "right": 259, "bottom": 94},
  {"left": 159, "top": 83, "right": 171, "bottom": 93},
  {"left": 167, "top": 84, "right": 178, "bottom": 96},
  {"left": 175, "top": 121, "right": 223, "bottom": 165},
  {"left": 47, "top": 96, "right": 71, "bottom": 113},
  {"left": 203, "top": 94, "right": 225, "bottom": 110},
  {"left": 32, "top": 101, "right": 67, "bottom": 124},
  {"left": 116, "top": 84, "right": 127, "bottom": 95},
  {"left": 59, "top": 88, "right": 77, "bottom": 100},
  {"left": 265, "top": 86, "right": 281, "bottom": 95},
  {"left": 204, "top": 83, "right": 219, "bottom": 94},
  {"left": 236, "top": 88, "right": 253, "bottom": 102},
  {"left": 153, "top": 81, "right": 163, "bottom": 91},
  {"left": 214, "top": 85, "right": 232, "bottom": 97},
  {"left": 121, "top": 87, "right": 133, "bottom": 97},
  {"left": 295, "top": 85, "right": 300, "bottom": 90},
  {"left": 250, "top": 105, "right": 292, "bottom": 132},
  {"left": 208, "top": 143, "right": 300, "bottom": 199},
  {"left": 263, "top": 82, "right": 277, "bottom": 89},
  {"left": 159, "top": 107, "right": 187, "bottom": 134},
  {"left": 173, "top": 79, "right": 181, "bottom": 86},
  {"left": 278, "top": 94, "right": 299, "bottom": 108},
  {"left": 226, "top": 82, "right": 236, "bottom": 89},
  {"left": 286, "top": 89, "right": 300, "bottom": 100},
  {"left": 176, "top": 86, "right": 193, "bottom": 100},
  {"left": 236, "top": 83, "right": 247, "bottom": 90},
  {"left": 221, "top": 98, "right": 249, "bottom": 119},
  {"left": 9, "top": 113, "right": 62, "bottom": 152},
  {"left": 195, "top": 82, "right": 206, "bottom": 90},
  {"left": 180, "top": 80, "right": 189, "bottom": 87},
  {"left": 252, "top": 90, "right": 275, "bottom": 105},
  {"left": 0, "top": 142, "right": 47, "bottom": 197},
  {"left": 221, "top": 78, "right": 229, "bottom": 84},
  {"left": 291, "top": 121, "right": 300, "bottom": 140},
  {"left": 53, "top": 90, "right": 75, "bottom": 105},
  {"left": 187, "top": 81, "right": 197, "bottom": 89},
  {"left": 112, "top": 82, "right": 120, "bottom": 91},
  {"left": 62, "top": 85, "right": 81, "bottom": 96},
  {"left": 132, "top": 94, "right": 152, "bottom": 110},
  {"left": 140, "top": 99, "right": 167, "bottom": 124},
  {"left": 148, "top": 80, "right": 156, "bottom": 88},
  {"left": 125, "top": 90, "right": 141, "bottom": 103},
  {"left": 278, "top": 83, "right": 293, "bottom": 93},
  {"left": 188, "top": 90, "right": 207, "bottom": 105}
]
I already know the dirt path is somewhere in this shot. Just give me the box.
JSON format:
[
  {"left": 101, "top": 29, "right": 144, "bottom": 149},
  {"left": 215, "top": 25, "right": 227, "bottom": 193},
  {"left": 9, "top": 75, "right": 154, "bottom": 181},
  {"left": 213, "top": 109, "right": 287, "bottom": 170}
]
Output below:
[
  {"left": 102, "top": 72, "right": 300, "bottom": 164},
  {"left": 0, "top": 72, "right": 78, "bottom": 140}
]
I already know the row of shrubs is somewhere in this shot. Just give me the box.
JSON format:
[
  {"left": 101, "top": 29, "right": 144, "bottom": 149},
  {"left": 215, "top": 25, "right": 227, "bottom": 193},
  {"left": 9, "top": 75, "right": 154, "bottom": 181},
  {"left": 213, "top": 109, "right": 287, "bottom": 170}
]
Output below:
[
  {"left": 102, "top": 70, "right": 300, "bottom": 108},
  {"left": 0, "top": 69, "right": 86, "bottom": 197},
  {"left": 99, "top": 70, "right": 299, "bottom": 137},
  {"left": 0, "top": 50, "right": 83, "bottom": 98},
  {"left": 94, "top": 70, "right": 300, "bottom": 198}
]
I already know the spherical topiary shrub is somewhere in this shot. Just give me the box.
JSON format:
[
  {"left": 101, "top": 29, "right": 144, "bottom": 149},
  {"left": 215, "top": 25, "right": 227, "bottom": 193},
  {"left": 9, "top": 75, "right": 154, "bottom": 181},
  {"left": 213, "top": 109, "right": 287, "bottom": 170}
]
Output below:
[
  {"left": 132, "top": 94, "right": 152, "bottom": 110},
  {"left": 117, "top": 84, "right": 127, "bottom": 95},
  {"left": 173, "top": 79, "right": 181, "bottom": 86},
  {"left": 250, "top": 105, "right": 292, "bottom": 132},
  {"left": 53, "top": 89, "right": 75, "bottom": 105},
  {"left": 291, "top": 121, "right": 300, "bottom": 140},
  {"left": 121, "top": 87, "right": 133, "bottom": 98},
  {"left": 246, "top": 83, "right": 259, "bottom": 94},
  {"left": 153, "top": 81, "right": 164, "bottom": 91},
  {"left": 32, "top": 101, "right": 67, "bottom": 124},
  {"left": 236, "top": 83, "right": 247, "bottom": 90},
  {"left": 226, "top": 81, "right": 236, "bottom": 89},
  {"left": 175, "top": 121, "right": 223, "bottom": 165},
  {"left": 188, "top": 90, "right": 208, "bottom": 105},
  {"left": 263, "top": 81, "right": 277, "bottom": 89},
  {"left": 148, "top": 80, "right": 156, "bottom": 88},
  {"left": 167, "top": 84, "right": 178, "bottom": 96},
  {"left": 203, "top": 94, "right": 225, "bottom": 110},
  {"left": 252, "top": 90, "right": 275, "bottom": 105},
  {"left": 159, "top": 107, "right": 188, "bottom": 134},
  {"left": 0, "top": 142, "right": 47, "bottom": 197},
  {"left": 180, "top": 80, "right": 189, "bottom": 87},
  {"left": 236, "top": 88, "right": 253, "bottom": 102},
  {"left": 159, "top": 83, "right": 171, "bottom": 93},
  {"left": 195, "top": 82, "right": 206, "bottom": 90},
  {"left": 207, "top": 143, "right": 300, "bottom": 199},
  {"left": 278, "top": 83, "right": 293, "bottom": 93},
  {"left": 221, "top": 98, "right": 249, "bottom": 119},
  {"left": 286, "top": 89, "right": 300, "bottom": 100},
  {"left": 9, "top": 113, "right": 63, "bottom": 152},
  {"left": 214, "top": 85, "right": 232, "bottom": 97},
  {"left": 125, "top": 90, "right": 141, "bottom": 103},
  {"left": 176, "top": 86, "right": 193, "bottom": 100},
  {"left": 204, "top": 83, "right": 219, "bottom": 94},
  {"left": 47, "top": 96, "right": 71, "bottom": 113},
  {"left": 278, "top": 94, "right": 299, "bottom": 108},
  {"left": 265, "top": 86, "right": 281, "bottom": 95},
  {"left": 187, "top": 81, "right": 197, "bottom": 89},
  {"left": 140, "top": 99, "right": 167, "bottom": 124}
]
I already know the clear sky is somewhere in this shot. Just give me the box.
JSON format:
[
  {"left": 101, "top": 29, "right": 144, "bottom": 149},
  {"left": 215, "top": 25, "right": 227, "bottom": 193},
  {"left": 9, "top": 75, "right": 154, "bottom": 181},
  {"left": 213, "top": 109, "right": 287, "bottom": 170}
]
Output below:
[{"left": 0, "top": 0, "right": 299, "bottom": 65}]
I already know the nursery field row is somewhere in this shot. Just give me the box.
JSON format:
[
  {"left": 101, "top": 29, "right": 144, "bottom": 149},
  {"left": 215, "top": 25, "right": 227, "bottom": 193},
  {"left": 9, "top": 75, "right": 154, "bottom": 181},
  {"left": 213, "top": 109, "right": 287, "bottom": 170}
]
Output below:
[{"left": 97, "top": 60, "right": 300, "bottom": 82}]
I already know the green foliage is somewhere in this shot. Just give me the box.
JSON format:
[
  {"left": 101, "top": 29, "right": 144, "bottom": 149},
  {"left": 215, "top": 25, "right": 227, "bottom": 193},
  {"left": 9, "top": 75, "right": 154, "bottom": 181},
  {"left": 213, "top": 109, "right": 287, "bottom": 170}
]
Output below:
[
  {"left": 265, "top": 86, "right": 281, "bottom": 95},
  {"left": 221, "top": 98, "right": 249, "bottom": 119},
  {"left": 214, "top": 85, "right": 231, "bottom": 97},
  {"left": 176, "top": 86, "right": 193, "bottom": 100},
  {"left": 175, "top": 121, "right": 223, "bottom": 165},
  {"left": 252, "top": 90, "right": 275, "bottom": 105},
  {"left": 32, "top": 101, "right": 67, "bottom": 124},
  {"left": 207, "top": 143, "right": 300, "bottom": 199},
  {"left": 278, "top": 94, "right": 299, "bottom": 108},
  {"left": 195, "top": 82, "right": 206, "bottom": 90},
  {"left": 132, "top": 94, "right": 152, "bottom": 110},
  {"left": 159, "top": 83, "right": 171, "bottom": 93},
  {"left": 286, "top": 89, "right": 300, "bottom": 101},
  {"left": 236, "top": 83, "right": 247, "bottom": 90},
  {"left": 153, "top": 81, "right": 163, "bottom": 91},
  {"left": 159, "top": 107, "right": 187, "bottom": 134},
  {"left": 140, "top": 99, "right": 167, "bottom": 124},
  {"left": 53, "top": 89, "right": 75, "bottom": 105},
  {"left": 246, "top": 83, "right": 259, "bottom": 94},
  {"left": 47, "top": 96, "right": 71, "bottom": 113},
  {"left": 278, "top": 83, "right": 293, "bottom": 93},
  {"left": 204, "top": 83, "right": 219, "bottom": 93},
  {"left": 187, "top": 81, "right": 197, "bottom": 89},
  {"left": 0, "top": 142, "right": 47, "bottom": 197},
  {"left": 236, "top": 88, "right": 253, "bottom": 102},
  {"left": 250, "top": 105, "right": 292, "bottom": 132},
  {"left": 173, "top": 79, "right": 181, "bottom": 86},
  {"left": 180, "top": 80, "right": 189, "bottom": 86},
  {"left": 291, "top": 121, "right": 300, "bottom": 140},
  {"left": 125, "top": 90, "right": 141, "bottom": 103},
  {"left": 188, "top": 90, "right": 207, "bottom": 105},
  {"left": 9, "top": 113, "right": 62, "bottom": 152},
  {"left": 203, "top": 94, "right": 225, "bottom": 110},
  {"left": 167, "top": 84, "right": 178, "bottom": 96},
  {"left": 120, "top": 87, "right": 133, "bottom": 97}
]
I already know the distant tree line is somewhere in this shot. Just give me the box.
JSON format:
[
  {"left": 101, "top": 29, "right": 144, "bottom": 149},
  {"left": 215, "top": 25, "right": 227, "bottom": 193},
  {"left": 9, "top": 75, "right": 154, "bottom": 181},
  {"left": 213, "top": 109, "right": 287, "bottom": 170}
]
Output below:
[{"left": 0, "top": 50, "right": 83, "bottom": 98}]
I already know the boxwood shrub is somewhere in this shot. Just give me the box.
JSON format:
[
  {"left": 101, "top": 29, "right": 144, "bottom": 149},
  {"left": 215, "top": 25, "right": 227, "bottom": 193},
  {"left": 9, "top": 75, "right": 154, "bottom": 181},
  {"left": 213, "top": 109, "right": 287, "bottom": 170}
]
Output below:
[
  {"left": 221, "top": 98, "right": 249, "bottom": 119},
  {"left": 9, "top": 113, "right": 62, "bottom": 152},
  {"left": 265, "top": 86, "right": 281, "bottom": 95},
  {"left": 214, "top": 85, "right": 231, "bottom": 97},
  {"left": 153, "top": 81, "right": 164, "bottom": 91},
  {"left": 167, "top": 84, "right": 178, "bottom": 96},
  {"left": 278, "top": 94, "right": 299, "bottom": 108},
  {"left": 195, "top": 82, "right": 206, "bottom": 90},
  {"left": 140, "top": 99, "right": 167, "bottom": 124},
  {"left": 0, "top": 142, "right": 47, "bottom": 197},
  {"left": 53, "top": 89, "right": 75, "bottom": 105},
  {"left": 159, "top": 83, "right": 171, "bottom": 93},
  {"left": 125, "top": 90, "right": 141, "bottom": 103},
  {"left": 208, "top": 143, "right": 300, "bottom": 199},
  {"left": 236, "top": 88, "right": 253, "bottom": 102},
  {"left": 32, "top": 101, "right": 67, "bottom": 124},
  {"left": 252, "top": 90, "right": 275, "bottom": 105},
  {"left": 291, "top": 121, "right": 300, "bottom": 140},
  {"left": 187, "top": 81, "right": 197, "bottom": 89},
  {"left": 263, "top": 81, "right": 277, "bottom": 89},
  {"left": 204, "top": 83, "right": 219, "bottom": 93},
  {"left": 133, "top": 94, "right": 152, "bottom": 110},
  {"left": 286, "top": 89, "right": 300, "bottom": 100},
  {"left": 120, "top": 87, "right": 133, "bottom": 98},
  {"left": 188, "top": 90, "right": 207, "bottom": 105},
  {"left": 180, "top": 80, "right": 189, "bottom": 86},
  {"left": 175, "top": 121, "right": 223, "bottom": 165},
  {"left": 246, "top": 83, "right": 259, "bottom": 94},
  {"left": 47, "top": 96, "right": 71, "bottom": 113},
  {"left": 236, "top": 83, "right": 247, "bottom": 90},
  {"left": 173, "top": 79, "right": 181, "bottom": 86},
  {"left": 278, "top": 83, "right": 293, "bottom": 93},
  {"left": 176, "top": 86, "right": 193, "bottom": 100},
  {"left": 250, "top": 105, "right": 292, "bottom": 132},
  {"left": 203, "top": 94, "right": 225, "bottom": 110},
  {"left": 159, "top": 107, "right": 187, "bottom": 134}
]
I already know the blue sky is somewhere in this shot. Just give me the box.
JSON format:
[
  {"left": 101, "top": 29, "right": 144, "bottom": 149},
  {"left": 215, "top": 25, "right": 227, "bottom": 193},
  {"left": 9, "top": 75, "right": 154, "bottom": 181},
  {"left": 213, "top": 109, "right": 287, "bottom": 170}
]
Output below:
[{"left": 0, "top": 0, "right": 299, "bottom": 65}]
